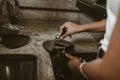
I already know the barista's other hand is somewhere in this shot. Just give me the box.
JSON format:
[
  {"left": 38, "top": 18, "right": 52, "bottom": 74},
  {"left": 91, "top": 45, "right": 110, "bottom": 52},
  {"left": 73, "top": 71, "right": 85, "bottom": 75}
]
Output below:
[
  {"left": 60, "top": 22, "right": 80, "bottom": 39},
  {"left": 65, "top": 53, "right": 81, "bottom": 74}
]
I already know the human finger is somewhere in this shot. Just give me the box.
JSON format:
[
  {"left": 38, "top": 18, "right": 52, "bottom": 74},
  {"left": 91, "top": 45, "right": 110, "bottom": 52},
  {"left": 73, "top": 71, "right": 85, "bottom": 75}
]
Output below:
[{"left": 65, "top": 54, "right": 76, "bottom": 60}]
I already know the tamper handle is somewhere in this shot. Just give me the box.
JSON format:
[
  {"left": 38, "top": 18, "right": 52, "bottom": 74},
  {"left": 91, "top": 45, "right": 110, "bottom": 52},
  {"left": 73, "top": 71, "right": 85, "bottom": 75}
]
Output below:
[
  {"left": 59, "top": 27, "right": 71, "bottom": 39},
  {"left": 59, "top": 27, "right": 67, "bottom": 39},
  {"left": 61, "top": 27, "right": 67, "bottom": 36}
]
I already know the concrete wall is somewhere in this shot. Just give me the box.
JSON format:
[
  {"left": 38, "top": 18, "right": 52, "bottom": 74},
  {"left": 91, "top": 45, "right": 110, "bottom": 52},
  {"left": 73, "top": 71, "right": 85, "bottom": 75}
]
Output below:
[
  {"left": 18, "top": 0, "right": 79, "bottom": 21},
  {"left": 19, "top": 0, "right": 78, "bottom": 10}
]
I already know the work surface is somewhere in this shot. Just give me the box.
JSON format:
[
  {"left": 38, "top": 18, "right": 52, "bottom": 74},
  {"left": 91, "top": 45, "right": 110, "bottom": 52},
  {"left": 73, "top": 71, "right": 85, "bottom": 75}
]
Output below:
[{"left": 0, "top": 20, "right": 98, "bottom": 80}]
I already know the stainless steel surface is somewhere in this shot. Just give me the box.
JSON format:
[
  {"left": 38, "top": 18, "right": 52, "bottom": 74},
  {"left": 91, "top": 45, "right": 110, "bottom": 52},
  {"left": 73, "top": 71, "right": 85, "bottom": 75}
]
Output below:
[{"left": 0, "top": 54, "right": 38, "bottom": 80}]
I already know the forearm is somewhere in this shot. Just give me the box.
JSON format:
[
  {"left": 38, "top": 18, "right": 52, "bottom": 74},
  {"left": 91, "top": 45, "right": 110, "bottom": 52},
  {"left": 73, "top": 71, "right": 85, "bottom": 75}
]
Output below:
[
  {"left": 78, "top": 19, "right": 106, "bottom": 32},
  {"left": 81, "top": 15, "right": 120, "bottom": 80},
  {"left": 82, "top": 59, "right": 104, "bottom": 80}
]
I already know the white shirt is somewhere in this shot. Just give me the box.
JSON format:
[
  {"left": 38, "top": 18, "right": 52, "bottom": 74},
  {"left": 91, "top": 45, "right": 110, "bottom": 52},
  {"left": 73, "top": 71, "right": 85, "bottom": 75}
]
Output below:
[{"left": 101, "top": 0, "right": 120, "bottom": 52}]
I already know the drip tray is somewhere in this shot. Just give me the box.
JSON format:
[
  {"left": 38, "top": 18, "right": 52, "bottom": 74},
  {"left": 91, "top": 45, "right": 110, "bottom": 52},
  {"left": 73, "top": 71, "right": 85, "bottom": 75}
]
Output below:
[{"left": 0, "top": 54, "right": 38, "bottom": 80}]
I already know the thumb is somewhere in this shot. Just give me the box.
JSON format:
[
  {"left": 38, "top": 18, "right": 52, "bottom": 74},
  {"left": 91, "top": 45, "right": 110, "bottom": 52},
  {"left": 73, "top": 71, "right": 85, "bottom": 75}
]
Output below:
[{"left": 65, "top": 54, "right": 76, "bottom": 60}]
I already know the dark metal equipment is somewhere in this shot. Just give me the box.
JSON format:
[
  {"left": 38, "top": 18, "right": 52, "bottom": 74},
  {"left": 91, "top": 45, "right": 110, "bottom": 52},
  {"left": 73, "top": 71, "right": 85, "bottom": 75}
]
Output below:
[
  {"left": 0, "top": 0, "right": 20, "bottom": 34},
  {"left": 43, "top": 36, "right": 74, "bottom": 80},
  {"left": 0, "top": 0, "right": 30, "bottom": 49},
  {"left": 0, "top": 54, "right": 38, "bottom": 80},
  {"left": 43, "top": 28, "right": 97, "bottom": 80},
  {"left": 43, "top": 27, "right": 75, "bottom": 80},
  {"left": 0, "top": 23, "right": 19, "bottom": 35},
  {"left": 0, "top": 0, "right": 20, "bottom": 17},
  {"left": 76, "top": 0, "right": 106, "bottom": 20},
  {"left": 43, "top": 36, "right": 96, "bottom": 80}
]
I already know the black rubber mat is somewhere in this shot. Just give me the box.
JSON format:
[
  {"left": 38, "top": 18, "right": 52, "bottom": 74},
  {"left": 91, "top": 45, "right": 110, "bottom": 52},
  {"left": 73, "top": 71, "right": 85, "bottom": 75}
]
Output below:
[{"left": 0, "top": 34, "right": 30, "bottom": 49}]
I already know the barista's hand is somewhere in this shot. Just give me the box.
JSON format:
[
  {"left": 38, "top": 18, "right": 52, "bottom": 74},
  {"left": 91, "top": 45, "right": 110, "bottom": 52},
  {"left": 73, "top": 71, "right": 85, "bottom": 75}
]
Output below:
[
  {"left": 60, "top": 22, "right": 81, "bottom": 39},
  {"left": 65, "top": 54, "right": 81, "bottom": 74}
]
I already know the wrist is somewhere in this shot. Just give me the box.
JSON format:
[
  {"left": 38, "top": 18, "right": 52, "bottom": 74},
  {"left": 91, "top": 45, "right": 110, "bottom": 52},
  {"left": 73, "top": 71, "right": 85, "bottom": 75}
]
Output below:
[
  {"left": 79, "top": 62, "right": 88, "bottom": 79},
  {"left": 77, "top": 25, "right": 88, "bottom": 33}
]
